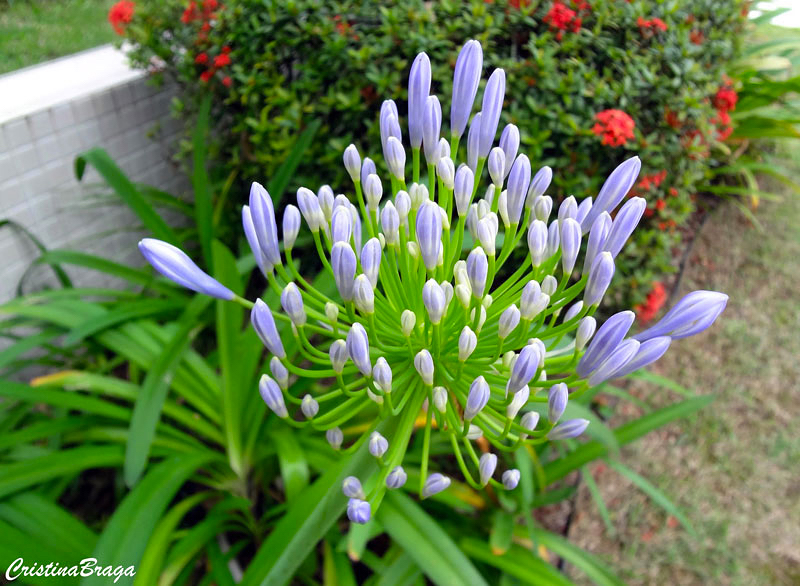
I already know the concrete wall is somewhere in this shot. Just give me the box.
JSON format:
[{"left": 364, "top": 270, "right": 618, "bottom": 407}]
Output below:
[{"left": 0, "top": 45, "right": 187, "bottom": 301}]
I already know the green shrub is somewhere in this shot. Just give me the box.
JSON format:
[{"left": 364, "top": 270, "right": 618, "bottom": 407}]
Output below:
[{"left": 119, "top": 0, "right": 747, "bottom": 307}]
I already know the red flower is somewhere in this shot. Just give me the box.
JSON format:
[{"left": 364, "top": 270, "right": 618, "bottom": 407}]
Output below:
[
  {"left": 655, "top": 198, "right": 666, "bottom": 211},
  {"left": 651, "top": 18, "right": 667, "bottom": 31},
  {"left": 654, "top": 169, "right": 667, "bottom": 186},
  {"left": 213, "top": 53, "right": 231, "bottom": 67},
  {"left": 592, "top": 109, "right": 635, "bottom": 147},
  {"left": 544, "top": 2, "right": 577, "bottom": 32},
  {"left": 108, "top": 0, "right": 135, "bottom": 35},
  {"left": 644, "top": 207, "right": 655, "bottom": 218},
  {"left": 221, "top": 45, "right": 231, "bottom": 54},
  {"left": 635, "top": 282, "right": 667, "bottom": 323},
  {"left": 203, "top": 0, "right": 218, "bottom": 10},
  {"left": 669, "top": 187, "right": 678, "bottom": 197},
  {"left": 690, "top": 30, "right": 704, "bottom": 45},
  {"left": 201, "top": 21, "right": 211, "bottom": 32},
  {"left": 195, "top": 52, "right": 208, "bottom": 65},
  {"left": 664, "top": 108, "right": 681, "bottom": 129},
  {"left": 181, "top": 1, "right": 198, "bottom": 23},
  {"left": 222, "top": 76, "right": 232, "bottom": 87},
  {"left": 714, "top": 87, "right": 738, "bottom": 112},
  {"left": 200, "top": 69, "right": 214, "bottom": 83}
]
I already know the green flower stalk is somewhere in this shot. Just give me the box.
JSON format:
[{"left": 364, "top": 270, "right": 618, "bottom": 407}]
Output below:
[{"left": 138, "top": 40, "right": 728, "bottom": 524}]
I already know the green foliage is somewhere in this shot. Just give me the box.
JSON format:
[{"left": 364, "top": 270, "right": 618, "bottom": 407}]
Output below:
[{"left": 120, "top": 0, "right": 748, "bottom": 307}]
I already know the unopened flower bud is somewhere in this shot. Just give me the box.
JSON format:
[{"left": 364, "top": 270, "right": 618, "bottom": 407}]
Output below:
[
  {"left": 301, "top": 394, "right": 319, "bottom": 419},
  {"left": 281, "top": 283, "right": 306, "bottom": 327},
  {"left": 343, "top": 476, "right": 365, "bottom": 499},
  {"left": 467, "top": 111, "right": 482, "bottom": 171},
  {"left": 527, "top": 220, "right": 548, "bottom": 266},
  {"left": 361, "top": 157, "right": 376, "bottom": 189},
  {"left": 547, "top": 418, "right": 590, "bottom": 440},
  {"left": 346, "top": 323, "right": 372, "bottom": 376},
  {"left": 437, "top": 156, "right": 455, "bottom": 189},
  {"left": 422, "top": 279, "right": 447, "bottom": 324},
  {"left": 373, "top": 357, "right": 392, "bottom": 393},
  {"left": 585, "top": 252, "right": 615, "bottom": 307},
  {"left": 455, "top": 283, "right": 471, "bottom": 309},
  {"left": 325, "top": 302, "right": 339, "bottom": 323},
  {"left": 499, "top": 124, "right": 520, "bottom": 179},
  {"left": 488, "top": 147, "right": 506, "bottom": 187},
  {"left": 369, "top": 431, "right": 389, "bottom": 458},
  {"left": 401, "top": 310, "right": 416, "bottom": 337},
  {"left": 331, "top": 205, "right": 352, "bottom": 244},
  {"left": 414, "top": 349, "right": 434, "bottom": 385},
  {"left": 564, "top": 301, "right": 584, "bottom": 323},
  {"left": 433, "top": 386, "right": 448, "bottom": 413},
  {"left": 416, "top": 201, "right": 443, "bottom": 271},
  {"left": 395, "top": 190, "right": 411, "bottom": 224},
  {"left": 454, "top": 164, "right": 475, "bottom": 217},
  {"left": 354, "top": 275, "right": 375, "bottom": 314},
  {"left": 467, "top": 424, "right": 483, "bottom": 440},
  {"left": 583, "top": 212, "right": 612, "bottom": 274},
  {"left": 329, "top": 339, "right": 348, "bottom": 374},
  {"left": 331, "top": 242, "right": 357, "bottom": 301},
  {"left": 521, "top": 411, "right": 539, "bottom": 433},
  {"left": 470, "top": 305, "right": 488, "bottom": 332},
  {"left": 533, "top": 194, "right": 553, "bottom": 222},
  {"left": 576, "top": 317, "right": 596, "bottom": 350},
  {"left": 458, "top": 326, "right": 478, "bottom": 361},
  {"left": 466, "top": 247, "right": 488, "bottom": 298},
  {"left": 527, "top": 166, "right": 553, "bottom": 210},
  {"left": 259, "top": 374, "right": 288, "bottom": 418},
  {"left": 479, "top": 453, "right": 497, "bottom": 486},
  {"left": 386, "top": 466, "right": 408, "bottom": 489},
  {"left": 422, "top": 473, "right": 451, "bottom": 498},
  {"left": 502, "top": 469, "right": 521, "bottom": 490},
  {"left": 450, "top": 40, "right": 483, "bottom": 138},
  {"left": 282, "top": 205, "right": 301, "bottom": 250},
  {"left": 541, "top": 275, "right": 557, "bottom": 296},
  {"left": 251, "top": 299, "right": 286, "bottom": 359},
  {"left": 381, "top": 202, "right": 400, "bottom": 246},
  {"left": 385, "top": 136, "right": 406, "bottom": 180},
  {"left": 507, "top": 154, "right": 531, "bottom": 225},
  {"left": 344, "top": 144, "right": 361, "bottom": 182},
  {"left": 465, "top": 376, "right": 490, "bottom": 420},
  {"left": 364, "top": 174, "right": 383, "bottom": 212},
  {"left": 560, "top": 218, "right": 582, "bottom": 275},
  {"left": 270, "top": 356, "right": 289, "bottom": 390},
  {"left": 326, "top": 427, "right": 344, "bottom": 450},
  {"left": 507, "top": 385, "right": 529, "bottom": 418},
  {"left": 576, "top": 196, "right": 593, "bottom": 226},
  {"left": 558, "top": 196, "right": 578, "bottom": 225},
  {"left": 548, "top": 383, "right": 568, "bottom": 423},
  {"left": 546, "top": 220, "right": 560, "bottom": 260},
  {"left": 347, "top": 498, "right": 371, "bottom": 524},
  {"left": 507, "top": 344, "right": 541, "bottom": 394}
]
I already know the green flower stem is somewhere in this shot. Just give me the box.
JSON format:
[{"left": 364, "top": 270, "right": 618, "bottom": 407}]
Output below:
[
  {"left": 490, "top": 256, "right": 531, "bottom": 299},
  {"left": 490, "top": 185, "right": 501, "bottom": 214},
  {"left": 449, "top": 134, "right": 460, "bottom": 176},
  {"left": 336, "top": 373, "right": 362, "bottom": 398},
  {"left": 353, "top": 180, "right": 375, "bottom": 239},
  {"left": 449, "top": 432, "right": 483, "bottom": 490},
  {"left": 446, "top": 215, "right": 467, "bottom": 274},
  {"left": 232, "top": 295, "right": 254, "bottom": 310},
  {"left": 282, "top": 359, "right": 342, "bottom": 379},
  {"left": 297, "top": 329, "right": 330, "bottom": 361},
  {"left": 311, "top": 396, "right": 371, "bottom": 430},
  {"left": 312, "top": 231, "right": 334, "bottom": 275},
  {"left": 342, "top": 421, "right": 378, "bottom": 455},
  {"left": 418, "top": 390, "right": 434, "bottom": 499},
  {"left": 286, "top": 249, "right": 344, "bottom": 311},
  {"left": 412, "top": 147, "right": 421, "bottom": 184},
  {"left": 472, "top": 158, "right": 486, "bottom": 198},
  {"left": 427, "top": 163, "right": 436, "bottom": 200}
]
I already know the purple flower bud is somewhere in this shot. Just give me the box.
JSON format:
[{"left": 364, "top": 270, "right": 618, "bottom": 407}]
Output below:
[
  {"left": 423, "top": 95, "right": 442, "bottom": 165},
  {"left": 318, "top": 185, "right": 334, "bottom": 221},
  {"left": 439, "top": 137, "right": 451, "bottom": 159},
  {"left": 380, "top": 101, "right": 402, "bottom": 156},
  {"left": 347, "top": 498, "right": 371, "bottom": 524},
  {"left": 612, "top": 336, "right": 672, "bottom": 378},
  {"left": 582, "top": 212, "right": 612, "bottom": 274},
  {"left": 343, "top": 476, "right": 365, "bottom": 499},
  {"left": 520, "top": 280, "right": 547, "bottom": 320},
  {"left": 364, "top": 174, "right": 383, "bottom": 212},
  {"left": 353, "top": 274, "right": 375, "bottom": 314},
  {"left": 527, "top": 167, "right": 553, "bottom": 210},
  {"left": 584, "top": 251, "right": 615, "bottom": 307},
  {"left": 603, "top": 197, "right": 646, "bottom": 258},
  {"left": 416, "top": 201, "right": 443, "bottom": 272},
  {"left": 533, "top": 194, "right": 553, "bottom": 222},
  {"left": 350, "top": 204, "right": 362, "bottom": 252},
  {"left": 546, "top": 220, "right": 560, "bottom": 260},
  {"left": 385, "top": 136, "right": 406, "bottom": 180},
  {"left": 507, "top": 154, "right": 532, "bottom": 225},
  {"left": 344, "top": 144, "right": 361, "bottom": 183},
  {"left": 479, "top": 69, "right": 506, "bottom": 157},
  {"left": 450, "top": 40, "right": 483, "bottom": 138},
  {"left": 587, "top": 338, "right": 640, "bottom": 386},
  {"left": 251, "top": 299, "right": 286, "bottom": 358},
  {"left": 329, "top": 339, "right": 348, "bottom": 374},
  {"left": 548, "top": 418, "right": 590, "bottom": 440},
  {"left": 507, "top": 385, "right": 529, "bottom": 417},
  {"left": 507, "top": 344, "right": 541, "bottom": 394},
  {"left": 521, "top": 411, "right": 539, "bottom": 432},
  {"left": 414, "top": 349, "right": 435, "bottom": 385},
  {"left": 361, "top": 157, "right": 377, "bottom": 189},
  {"left": 548, "top": 383, "right": 568, "bottom": 423},
  {"left": 281, "top": 282, "right": 306, "bottom": 326},
  {"left": 408, "top": 52, "right": 432, "bottom": 149},
  {"left": 297, "top": 187, "right": 323, "bottom": 232},
  {"left": 381, "top": 201, "right": 400, "bottom": 246},
  {"left": 346, "top": 323, "right": 372, "bottom": 376},
  {"left": 577, "top": 311, "right": 635, "bottom": 377},
  {"left": 499, "top": 304, "right": 521, "bottom": 338},
  {"left": 581, "top": 156, "right": 641, "bottom": 232},
  {"left": 467, "top": 111, "right": 482, "bottom": 171},
  {"left": 423, "top": 279, "right": 447, "bottom": 325},
  {"left": 560, "top": 218, "right": 582, "bottom": 275},
  {"left": 564, "top": 301, "right": 584, "bottom": 323},
  {"left": 373, "top": 357, "right": 392, "bottom": 393},
  {"left": 360, "top": 238, "right": 381, "bottom": 288},
  {"left": 541, "top": 275, "right": 558, "bottom": 296},
  {"left": 527, "top": 220, "right": 548, "bottom": 267},
  {"left": 502, "top": 469, "right": 521, "bottom": 490},
  {"left": 576, "top": 316, "right": 597, "bottom": 351},
  {"left": 138, "top": 238, "right": 235, "bottom": 300},
  {"left": 488, "top": 147, "right": 506, "bottom": 187},
  {"left": 282, "top": 204, "right": 301, "bottom": 250},
  {"left": 422, "top": 473, "right": 451, "bottom": 498},
  {"left": 326, "top": 427, "right": 343, "bottom": 450},
  {"left": 576, "top": 197, "right": 593, "bottom": 226},
  {"left": 331, "top": 205, "right": 352, "bottom": 245},
  {"left": 479, "top": 453, "right": 497, "bottom": 486},
  {"left": 331, "top": 242, "right": 357, "bottom": 301},
  {"left": 270, "top": 356, "right": 289, "bottom": 389},
  {"left": 369, "top": 431, "right": 388, "bottom": 458},
  {"left": 259, "top": 374, "right": 288, "bottom": 418},
  {"left": 476, "top": 215, "right": 498, "bottom": 256},
  {"left": 242, "top": 206, "right": 267, "bottom": 276},
  {"left": 301, "top": 394, "right": 319, "bottom": 419},
  {"left": 249, "top": 182, "right": 281, "bottom": 267},
  {"left": 558, "top": 196, "right": 578, "bottom": 225},
  {"left": 438, "top": 156, "right": 455, "bottom": 189},
  {"left": 457, "top": 326, "right": 478, "bottom": 362},
  {"left": 465, "top": 376, "right": 490, "bottom": 420},
  {"left": 466, "top": 247, "right": 488, "bottom": 298},
  {"left": 498, "top": 191, "right": 509, "bottom": 228},
  {"left": 454, "top": 164, "right": 475, "bottom": 216},
  {"left": 386, "top": 466, "right": 408, "bottom": 489},
  {"left": 633, "top": 290, "right": 728, "bottom": 341},
  {"left": 499, "top": 124, "right": 520, "bottom": 179}
]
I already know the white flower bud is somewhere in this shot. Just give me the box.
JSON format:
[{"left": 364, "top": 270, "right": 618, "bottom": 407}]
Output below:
[
  {"left": 458, "top": 326, "right": 478, "bottom": 361},
  {"left": 401, "top": 310, "right": 416, "bottom": 337},
  {"left": 325, "top": 302, "right": 339, "bottom": 323},
  {"left": 433, "top": 386, "right": 448, "bottom": 413},
  {"left": 301, "top": 394, "right": 319, "bottom": 419}
]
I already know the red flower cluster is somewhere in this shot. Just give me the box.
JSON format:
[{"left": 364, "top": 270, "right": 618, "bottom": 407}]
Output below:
[
  {"left": 664, "top": 107, "right": 681, "bottom": 129},
  {"left": 592, "top": 109, "right": 635, "bottom": 147},
  {"left": 544, "top": 1, "right": 589, "bottom": 41},
  {"left": 637, "top": 16, "right": 667, "bottom": 33},
  {"left": 635, "top": 282, "right": 667, "bottom": 323},
  {"left": 711, "top": 83, "right": 737, "bottom": 140},
  {"left": 182, "top": 0, "right": 219, "bottom": 23},
  {"left": 333, "top": 14, "right": 359, "bottom": 40},
  {"left": 689, "top": 29, "right": 704, "bottom": 45},
  {"left": 108, "top": 0, "right": 135, "bottom": 36}
]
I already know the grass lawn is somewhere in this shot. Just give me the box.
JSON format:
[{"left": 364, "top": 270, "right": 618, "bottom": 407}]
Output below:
[
  {"left": 0, "top": 0, "right": 116, "bottom": 75},
  {"left": 565, "top": 151, "right": 800, "bottom": 584}
]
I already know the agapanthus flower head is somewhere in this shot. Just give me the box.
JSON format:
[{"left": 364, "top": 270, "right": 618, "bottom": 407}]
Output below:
[{"left": 139, "top": 40, "right": 726, "bottom": 524}]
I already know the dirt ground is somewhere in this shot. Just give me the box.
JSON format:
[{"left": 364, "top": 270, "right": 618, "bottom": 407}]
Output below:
[{"left": 566, "top": 185, "right": 800, "bottom": 585}]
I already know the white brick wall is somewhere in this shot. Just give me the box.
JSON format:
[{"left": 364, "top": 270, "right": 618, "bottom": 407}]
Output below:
[{"left": 0, "top": 49, "right": 187, "bottom": 302}]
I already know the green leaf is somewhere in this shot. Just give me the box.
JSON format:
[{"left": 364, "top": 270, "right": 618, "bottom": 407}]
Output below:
[
  {"left": 64, "top": 299, "right": 185, "bottom": 344},
  {"left": 75, "top": 148, "right": 178, "bottom": 244},
  {"left": 0, "top": 219, "right": 72, "bottom": 289},
  {"left": 542, "top": 396, "right": 714, "bottom": 485},
  {"left": 379, "top": 492, "right": 489, "bottom": 586},
  {"left": 124, "top": 295, "right": 211, "bottom": 487},
  {"left": 270, "top": 427, "right": 310, "bottom": 502},
  {"left": 489, "top": 511, "right": 514, "bottom": 555},
  {"left": 582, "top": 467, "right": 615, "bottom": 536},
  {"left": 628, "top": 370, "right": 694, "bottom": 397},
  {"left": 323, "top": 539, "right": 357, "bottom": 586},
  {"left": 267, "top": 119, "right": 322, "bottom": 201},
  {"left": 82, "top": 453, "right": 214, "bottom": 586},
  {"left": 529, "top": 529, "right": 624, "bottom": 586},
  {"left": 192, "top": 97, "right": 214, "bottom": 268},
  {"left": 606, "top": 460, "right": 696, "bottom": 535},
  {"left": 459, "top": 539, "right": 571, "bottom": 585}
]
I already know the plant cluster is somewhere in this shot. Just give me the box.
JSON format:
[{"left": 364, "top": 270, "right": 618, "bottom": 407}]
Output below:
[{"left": 114, "top": 0, "right": 747, "bottom": 310}]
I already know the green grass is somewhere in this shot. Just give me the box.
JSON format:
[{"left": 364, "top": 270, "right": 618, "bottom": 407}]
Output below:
[{"left": 0, "top": 0, "right": 116, "bottom": 75}]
